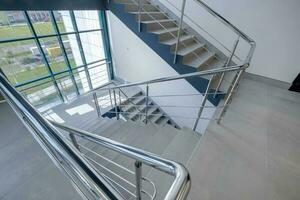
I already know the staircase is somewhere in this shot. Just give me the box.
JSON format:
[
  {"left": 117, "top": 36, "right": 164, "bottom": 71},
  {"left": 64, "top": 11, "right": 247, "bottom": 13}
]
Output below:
[
  {"left": 119, "top": 89, "right": 179, "bottom": 129},
  {"left": 56, "top": 113, "right": 200, "bottom": 199},
  {"left": 109, "top": 0, "right": 232, "bottom": 106}
]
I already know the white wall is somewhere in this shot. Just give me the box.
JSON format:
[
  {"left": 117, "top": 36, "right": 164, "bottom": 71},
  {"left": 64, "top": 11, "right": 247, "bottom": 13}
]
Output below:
[
  {"left": 107, "top": 12, "right": 216, "bottom": 134},
  {"left": 156, "top": 0, "right": 300, "bottom": 83}
]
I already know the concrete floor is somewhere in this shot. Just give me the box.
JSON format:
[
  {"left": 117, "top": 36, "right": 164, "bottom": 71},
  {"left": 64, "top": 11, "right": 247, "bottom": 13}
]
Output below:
[
  {"left": 1, "top": 75, "right": 299, "bottom": 200},
  {"left": 187, "top": 76, "right": 300, "bottom": 200},
  {"left": 0, "top": 102, "right": 82, "bottom": 200}
]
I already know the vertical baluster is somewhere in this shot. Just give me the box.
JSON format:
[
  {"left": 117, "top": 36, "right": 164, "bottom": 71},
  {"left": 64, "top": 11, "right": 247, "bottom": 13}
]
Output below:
[
  {"left": 113, "top": 89, "right": 119, "bottom": 120},
  {"left": 217, "top": 69, "right": 244, "bottom": 124},
  {"left": 118, "top": 89, "right": 122, "bottom": 116},
  {"left": 193, "top": 75, "right": 215, "bottom": 131},
  {"left": 108, "top": 89, "right": 113, "bottom": 108},
  {"left": 93, "top": 92, "right": 101, "bottom": 118},
  {"left": 145, "top": 84, "right": 149, "bottom": 124},
  {"left": 214, "top": 36, "right": 240, "bottom": 98},
  {"left": 173, "top": 0, "right": 187, "bottom": 64},
  {"left": 135, "top": 161, "right": 142, "bottom": 200},
  {"left": 138, "top": 0, "right": 142, "bottom": 32},
  {"left": 69, "top": 133, "right": 80, "bottom": 151}
]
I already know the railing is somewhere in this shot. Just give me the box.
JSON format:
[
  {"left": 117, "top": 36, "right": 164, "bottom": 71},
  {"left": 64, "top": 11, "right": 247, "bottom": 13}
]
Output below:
[
  {"left": 52, "top": 121, "right": 191, "bottom": 200},
  {"left": 0, "top": 72, "right": 191, "bottom": 200},
  {"left": 93, "top": 65, "right": 247, "bottom": 131}
]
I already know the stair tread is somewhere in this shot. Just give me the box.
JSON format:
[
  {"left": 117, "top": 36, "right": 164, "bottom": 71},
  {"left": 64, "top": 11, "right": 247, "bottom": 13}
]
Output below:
[
  {"left": 185, "top": 50, "right": 216, "bottom": 69},
  {"left": 161, "top": 34, "right": 194, "bottom": 45},
  {"left": 141, "top": 19, "right": 175, "bottom": 24},
  {"left": 176, "top": 42, "right": 205, "bottom": 56},
  {"left": 150, "top": 27, "right": 179, "bottom": 34},
  {"left": 156, "top": 116, "right": 169, "bottom": 126},
  {"left": 150, "top": 112, "right": 163, "bottom": 122},
  {"left": 129, "top": 11, "right": 165, "bottom": 14}
]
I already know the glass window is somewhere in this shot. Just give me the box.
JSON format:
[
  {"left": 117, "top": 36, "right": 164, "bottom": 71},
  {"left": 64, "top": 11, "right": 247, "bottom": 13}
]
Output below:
[
  {"left": 80, "top": 31, "right": 105, "bottom": 63},
  {"left": 0, "top": 40, "right": 49, "bottom": 85},
  {"left": 88, "top": 61, "right": 109, "bottom": 88},
  {"left": 55, "top": 72, "right": 77, "bottom": 101},
  {"left": 39, "top": 36, "right": 68, "bottom": 73},
  {"left": 74, "top": 10, "right": 100, "bottom": 31},
  {"left": 61, "top": 34, "right": 83, "bottom": 68},
  {"left": 18, "top": 78, "right": 62, "bottom": 111},
  {"left": 0, "top": 11, "right": 32, "bottom": 40},
  {"left": 73, "top": 68, "right": 90, "bottom": 94},
  {"left": 28, "top": 11, "right": 55, "bottom": 36},
  {"left": 54, "top": 11, "right": 74, "bottom": 33}
]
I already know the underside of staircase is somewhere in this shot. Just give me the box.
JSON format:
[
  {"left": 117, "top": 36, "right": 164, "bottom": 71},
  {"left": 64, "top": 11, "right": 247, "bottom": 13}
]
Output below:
[{"left": 108, "top": 0, "right": 235, "bottom": 106}]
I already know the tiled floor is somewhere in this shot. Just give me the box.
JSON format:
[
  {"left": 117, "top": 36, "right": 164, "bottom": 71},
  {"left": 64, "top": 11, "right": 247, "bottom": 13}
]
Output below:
[
  {"left": 1, "top": 75, "right": 299, "bottom": 200},
  {"left": 187, "top": 76, "right": 300, "bottom": 200},
  {"left": 0, "top": 103, "right": 82, "bottom": 200}
]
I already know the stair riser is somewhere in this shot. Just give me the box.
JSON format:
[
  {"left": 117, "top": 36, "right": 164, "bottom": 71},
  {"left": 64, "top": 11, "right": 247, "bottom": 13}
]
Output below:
[
  {"left": 114, "top": 0, "right": 149, "bottom": 4},
  {"left": 146, "top": 21, "right": 177, "bottom": 31},
  {"left": 134, "top": 13, "right": 168, "bottom": 21},
  {"left": 125, "top": 4, "right": 158, "bottom": 12}
]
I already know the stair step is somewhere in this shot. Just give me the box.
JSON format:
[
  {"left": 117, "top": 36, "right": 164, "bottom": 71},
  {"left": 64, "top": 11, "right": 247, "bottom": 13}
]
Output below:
[
  {"left": 150, "top": 112, "right": 163, "bottom": 123},
  {"left": 141, "top": 19, "right": 175, "bottom": 24},
  {"left": 129, "top": 11, "right": 165, "bottom": 15},
  {"left": 145, "top": 126, "right": 201, "bottom": 199},
  {"left": 122, "top": 96, "right": 145, "bottom": 112},
  {"left": 156, "top": 116, "right": 169, "bottom": 126},
  {"left": 176, "top": 42, "right": 205, "bottom": 56},
  {"left": 160, "top": 34, "right": 194, "bottom": 46},
  {"left": 150, "top": 27, "right": 179, "bottom": 34},
  {"left": 184, "top": 50, "right": 216, "bottom": 69}
]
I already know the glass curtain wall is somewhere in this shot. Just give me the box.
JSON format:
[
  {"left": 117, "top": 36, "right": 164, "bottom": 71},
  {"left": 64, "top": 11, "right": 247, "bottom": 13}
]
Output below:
[{"left": 0, "top": 10, "right": 111, "bottom": 112}]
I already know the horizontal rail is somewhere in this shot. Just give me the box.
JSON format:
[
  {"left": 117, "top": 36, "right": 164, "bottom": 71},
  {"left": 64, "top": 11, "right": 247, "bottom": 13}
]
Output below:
[
  {"left": 51, "top": 121, "right": 191, "bottom": 200},
  {"left": 95, "top": 64, "right": 247, "bottom": 91}
]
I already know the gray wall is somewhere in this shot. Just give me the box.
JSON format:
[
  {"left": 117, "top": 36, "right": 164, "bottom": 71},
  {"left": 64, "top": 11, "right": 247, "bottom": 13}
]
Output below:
[{"left": 156, "top": 0, "right": 300, "bottom": 83}]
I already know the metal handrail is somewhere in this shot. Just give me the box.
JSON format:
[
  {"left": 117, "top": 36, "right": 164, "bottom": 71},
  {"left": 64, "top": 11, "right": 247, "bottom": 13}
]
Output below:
[
  {"left": 95, "top": 64, "right": 246, "bottom": 91},
  {"left": 0, "top": 72, "right": 124, "bottom": 200},
  {"left": 51, "top": 121, "right": 191, "bottom": 200},
  {"left": 193, "top": 0, "right": 256, "bottom": 63}
]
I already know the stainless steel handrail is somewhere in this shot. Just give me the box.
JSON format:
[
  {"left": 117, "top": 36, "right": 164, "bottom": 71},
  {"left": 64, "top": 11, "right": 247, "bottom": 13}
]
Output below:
[
  {"left": 51, "top": 121, "right": 191, "bottom": 200},
  {"left": 0, "top": 73, "right": 124, "bottom": 200},
  {"left": 193, "top": 0, "right": 256, "bottom": 63},
  {"left": 95, "top": 64, "right": 246, "bottom": 91}
]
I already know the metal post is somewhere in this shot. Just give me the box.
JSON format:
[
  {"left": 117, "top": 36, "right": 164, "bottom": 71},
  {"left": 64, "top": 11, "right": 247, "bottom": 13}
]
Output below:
[
  {"left": 173, "top": 0, "right": 187, "bottom": 64},
  {"left": 193, "top": 75, "right": 214, "bottom": 131},
  {"left": 134, "top": 161, "right": 142, "bottom": 200},
  {"left": 113, "top": 89, "right": 119, "bottom": 120},
  {"left": 108, "top": 89, "right": 113, "bottom": 108},
  {"left": 213, "top": 36, "right": 240, "bottom": 98},
  {"left": 145, "top": 85, "right": 149, "bottom": 124},
  {"left": 138, "top": 0, "right": 142, "bottom": 32},
  {"left": 69, "top": 133, "right": 80, "bottom": 151},
  {"left": 93, "top": 92, "right": 101, "bottom": 117},
  {"left": 217, "top": 69, "right": 244, "bottom": 124}
]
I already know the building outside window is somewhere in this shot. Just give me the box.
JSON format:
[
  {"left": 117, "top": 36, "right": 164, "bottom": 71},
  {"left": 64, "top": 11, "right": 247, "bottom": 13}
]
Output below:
[{"left": 0, "top": 10, "right": 111, "bottom": 112}]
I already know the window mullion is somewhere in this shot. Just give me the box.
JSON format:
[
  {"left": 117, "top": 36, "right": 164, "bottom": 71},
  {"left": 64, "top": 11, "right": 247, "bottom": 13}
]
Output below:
[
  {"left": 50, "top": 11, "right": 80, "bottom": 96},
  {"left": 23, "top": 11, "right": 65, "bottom": 102},
  {"left": 69, "top": 10, "right": 93, "bottom": 90}
]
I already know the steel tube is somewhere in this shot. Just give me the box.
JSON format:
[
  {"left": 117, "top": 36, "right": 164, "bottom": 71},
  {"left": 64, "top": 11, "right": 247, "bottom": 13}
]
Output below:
[
  {"left": 93, "top": 92, "right": 101, "bottom": 118},
  {"left": 213, "top": 36, "right": 240, "bottom": 98},
  {"left": 135, "top": 161, "right": 142, "bottom": 200},
  {"left": 193, "top": 75, "right": 214, "bottom": 131},
  {"left": 173, "top": 0, "right": 187, "bottom": 64},
  {"left": 145, "top": 85, "right": 149, "bottom": 124},
  {"left": 217, "top": 69, "right": 244, "bottom": 124}
]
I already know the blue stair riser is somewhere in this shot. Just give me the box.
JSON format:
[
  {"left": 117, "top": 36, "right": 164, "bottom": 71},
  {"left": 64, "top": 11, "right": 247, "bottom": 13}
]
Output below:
[{"left": 109, "top": 2, "right": 224, "bottom": 106}]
